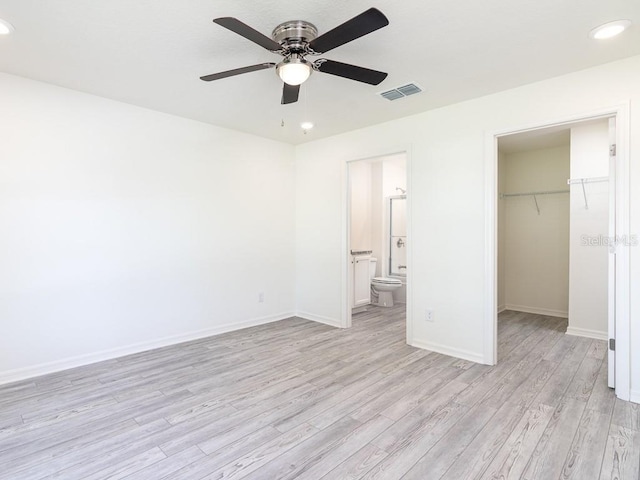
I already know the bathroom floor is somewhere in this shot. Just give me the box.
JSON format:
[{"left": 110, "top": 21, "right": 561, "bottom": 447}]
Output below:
[{"left": 352, "top": 302, "right": 406, "bottom": 329}]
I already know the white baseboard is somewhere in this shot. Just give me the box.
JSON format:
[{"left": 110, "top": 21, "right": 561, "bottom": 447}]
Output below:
[
  {"left": 630, "top": 389, "right": 640, "bottom": 405},
  {"left": 409, "top": 339, "right": 485, "bottom": 365},
  {"left": 296, "top": 311, "right": 343, "bottom": 328},
  {"left": 0, "top": 312, "right": 295, "bottom": 386},
  {"left": 565, "top": 326, "right": 608, "bottom": 341},
  {"left": 504, "top": 304, "right": 568, "bottom": 318},
  {"left": 497, "top": 304, "right": 507, "bottom": 314}
]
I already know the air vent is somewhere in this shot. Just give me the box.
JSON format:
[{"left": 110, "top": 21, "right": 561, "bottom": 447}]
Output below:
[
  {"left": 379, "top": 83, "right": 423, "bottom": 101},
  {"left": 380, "top": 89, "right": 404, "bottom": 101},
  {"left": 397, "top": 83, "right": 422, "bottom": 96}
]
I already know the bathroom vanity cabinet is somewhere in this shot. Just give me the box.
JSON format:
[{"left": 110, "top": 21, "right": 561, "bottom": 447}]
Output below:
[{"left": 353, "top": 255, "right": 371, "bottom": 307}]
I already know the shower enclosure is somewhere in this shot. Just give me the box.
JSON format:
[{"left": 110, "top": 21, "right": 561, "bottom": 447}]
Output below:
[{"left": 389, "top": 195, "right": 407, "bottom": 277}]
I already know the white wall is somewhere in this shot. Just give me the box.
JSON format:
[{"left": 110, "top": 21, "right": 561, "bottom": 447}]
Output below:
[
  {"left": 3, "top": 57, "right": 639, "bottom": 401},
  {"left": 294, "top": 55, "right": 640, "bottom": 394},
  {"left": 371, "top": 161, "right": 383, "bottom": 272},
  {"left": 349, "top": 161, "right": 373, "bottom": 252},
  {"left": 382, "top": 155, "right": 408, "bottom": 198},
  {"left": 568, "top": 120, "right": 610, "bottom": 339},
  {"left": 0, "top": 73, "right": 296, "bottom": 383},
  {"left": 500, "top": 145, "right": 570, "bottom": 317}
]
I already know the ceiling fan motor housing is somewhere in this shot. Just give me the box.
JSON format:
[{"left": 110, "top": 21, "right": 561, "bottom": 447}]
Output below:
[{"left": 272, "top": 21, "right": 318, "bottom": 53}]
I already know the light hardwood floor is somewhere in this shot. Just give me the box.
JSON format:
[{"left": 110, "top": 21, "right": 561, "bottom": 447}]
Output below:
[{"left": 1, "top": 306, "right": 638, "bottom": 479}]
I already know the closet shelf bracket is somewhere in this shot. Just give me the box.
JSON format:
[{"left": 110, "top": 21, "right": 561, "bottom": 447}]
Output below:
[{"left": 567, "top": 176, "right": 608, "bottom": 210}]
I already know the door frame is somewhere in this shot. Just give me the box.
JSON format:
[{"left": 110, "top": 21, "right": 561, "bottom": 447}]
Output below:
[
  {"left": 483, "top": 103, "right": 631, "bottom": 401},
  {"left": 343, "top": 148, "right": 413, "bottom": 344}
]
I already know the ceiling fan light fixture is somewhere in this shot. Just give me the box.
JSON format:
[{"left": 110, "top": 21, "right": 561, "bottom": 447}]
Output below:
[
  {"left": 277, "top": 56, "right": 312, "bottom": 86},
  {"left": 589, "top": 20, "right": 631, "bottom": 39},
  {"left": 0, "top": 18, "right": 15, "bottom": 35}
]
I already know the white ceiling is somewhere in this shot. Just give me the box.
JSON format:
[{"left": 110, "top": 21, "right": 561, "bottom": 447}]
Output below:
[{"left": 1, "top": 0, "right": 639, "bottom": 145}]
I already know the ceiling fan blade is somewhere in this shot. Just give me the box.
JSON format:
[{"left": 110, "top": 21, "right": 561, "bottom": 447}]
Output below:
[
  {"left": 213, "top": 17, "right": 282, "bottom": 52},
  {"left": 308, "top": 8, "right": 389, "bottom": 54},
  {"left": 281, "top": 83, "right": 300, "bottom": 104},
  {"left": 315, "top": 59, "right": 387, "bottom": 85},
  {"left": 200, "top": 63, "right": 276, "bottom": 81}
]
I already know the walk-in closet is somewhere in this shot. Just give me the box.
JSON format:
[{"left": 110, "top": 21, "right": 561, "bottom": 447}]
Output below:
[{"left": 498, "top": 118, "right": 611, "bottom": 341}]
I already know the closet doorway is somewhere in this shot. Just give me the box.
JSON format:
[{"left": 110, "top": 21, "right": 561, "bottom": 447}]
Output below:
[
  {"left": 486, "top": 107, "right": 631, "bottom": 401},
  {"left": 498, "top": 129, "right": 572, "bottom": 323}
]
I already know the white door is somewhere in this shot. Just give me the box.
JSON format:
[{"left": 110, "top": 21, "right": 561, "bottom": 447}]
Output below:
[{"left": 607, "top": 117, "right": 616, "bottom": 388}]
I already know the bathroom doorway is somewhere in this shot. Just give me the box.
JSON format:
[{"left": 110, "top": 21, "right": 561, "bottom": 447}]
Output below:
[{"left": 344, "top": 152, "right": 410, "bottom": 337}]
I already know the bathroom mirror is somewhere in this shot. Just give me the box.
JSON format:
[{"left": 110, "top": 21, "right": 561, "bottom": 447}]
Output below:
[{"left": 389, "top": 195, "right": 407, "bottom": 277}]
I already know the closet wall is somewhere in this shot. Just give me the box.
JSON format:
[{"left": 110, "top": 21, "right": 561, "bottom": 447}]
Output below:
[
  {"left": 567, "top": 120, "right": 609, "bottom": 338},
  {"left": 498, "top": 144, "right": 570, "bottom": 316}
]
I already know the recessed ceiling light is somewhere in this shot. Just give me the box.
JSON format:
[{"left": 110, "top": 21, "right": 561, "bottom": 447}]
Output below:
[
  {"left": 0, "top": 18, "right": 15, "bottom": 35},
  {"left": 301, "top": 122, "right": 314, "bottom": 130},
  {"left": 589, "top": 20, "right": 631, "bottom": 40}
]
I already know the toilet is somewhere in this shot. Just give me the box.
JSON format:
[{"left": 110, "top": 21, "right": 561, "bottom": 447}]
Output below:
[{"left": 369, "top": 258, "right": 403, "bottom": 307}]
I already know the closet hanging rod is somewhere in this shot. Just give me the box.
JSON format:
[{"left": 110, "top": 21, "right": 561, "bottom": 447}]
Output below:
[
  {"left": 500, "top": 189, "right": 569, "bottom": 198},
  {"left": 567, "top": 176, "right": 609, "bottom": 185}
]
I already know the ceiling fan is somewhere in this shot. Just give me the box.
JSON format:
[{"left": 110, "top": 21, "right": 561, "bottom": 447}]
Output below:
[{"left": 200, "top": 8, "right": 389, "bottom": 105}]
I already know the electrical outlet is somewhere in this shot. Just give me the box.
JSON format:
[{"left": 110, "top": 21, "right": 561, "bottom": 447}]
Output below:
[
  {"left": 258, "top": 292, "right": 264, "bottom": 303},
  {"left": 425, "top": 309, "right": 434, "bottom": 322}
]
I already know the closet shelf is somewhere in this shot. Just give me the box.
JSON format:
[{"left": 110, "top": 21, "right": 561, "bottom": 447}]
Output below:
[
  {"left": 567, "top": 176, "right": 609, "bottom": 185},
  {"left": 500, "top": 176, "right": 609, "bottom": 213}
]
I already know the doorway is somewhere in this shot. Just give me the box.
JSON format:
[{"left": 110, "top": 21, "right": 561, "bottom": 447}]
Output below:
[
  {"left": 344, "top": 152, "right": 410, "bottom": 337},
  {"left": 485, "top": 106, "right": 631, "bottom": 401},
  {"left": 498, "top": 128, "right": 571, "bottom": 323}
]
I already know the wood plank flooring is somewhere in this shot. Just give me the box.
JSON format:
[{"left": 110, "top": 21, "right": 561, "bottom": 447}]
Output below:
[{"left": 1, "top": 306, "right": 638, "bottom": 479}]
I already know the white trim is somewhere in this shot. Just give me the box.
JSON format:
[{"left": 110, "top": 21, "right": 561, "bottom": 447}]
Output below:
[
  {"left": 497, "top": 305, "right": 507, "bottom": 314},
  {"left": 484, "top": 131, "right": 498, "bottom": 365},
  {"left": 566, "top": 326, "right": 608, "bottom": 341},
  {"left": 503, "top": 304, "right": 568, "bottom": 318},
  {"left": 484, "top": 103, "right": 631, "bottom": 400},
  {"left": 0, "top": 312, "right": 295, "bottom": 386},
  {"left": 410, "top": 339, "right": 485, "bottom": 365},
  {"left": 405, "top": 150, "right": 414, "bottom": 345},
  {"left": 630, "top": 390, "right": 640, "bottom": 405},
  {"left": 607, "top": 116, "right": 617, "bottom": 389},
  {"left": 612, "top": 104, "right": 631, "bottom": 401},
  {"left": 296, "top": 311, "right": 343, "bottom": 328},
  {"left": 342, "top": 155, "right": 350, "bottom": 328}
]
